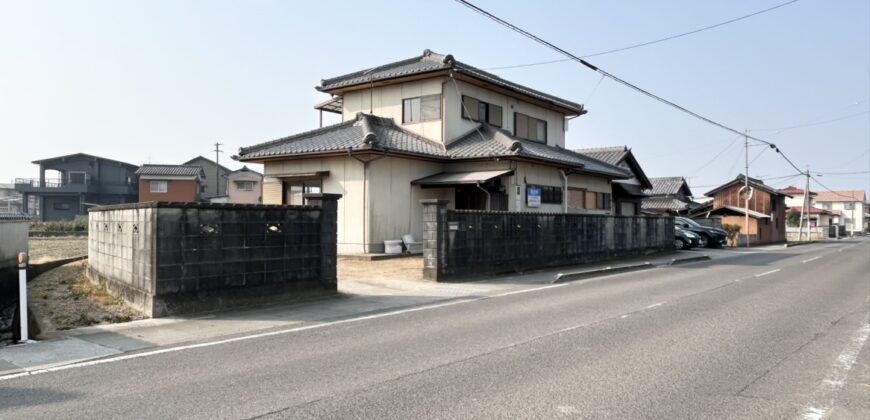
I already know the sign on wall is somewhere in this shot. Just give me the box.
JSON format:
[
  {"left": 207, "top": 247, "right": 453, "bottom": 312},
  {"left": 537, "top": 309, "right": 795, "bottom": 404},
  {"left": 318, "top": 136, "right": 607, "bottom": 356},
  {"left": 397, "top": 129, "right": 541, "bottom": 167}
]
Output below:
[{"left": 526, "top": 186, "right": 541, "bottom": 208}]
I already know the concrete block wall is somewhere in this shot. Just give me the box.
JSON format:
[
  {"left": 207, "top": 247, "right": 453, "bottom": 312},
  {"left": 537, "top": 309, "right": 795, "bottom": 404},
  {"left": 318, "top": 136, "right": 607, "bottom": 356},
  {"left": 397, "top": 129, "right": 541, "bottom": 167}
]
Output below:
[
  {"left": 422, "top": 200, "right": 673, "bottom": 281},
  {"left": 87, "top": 195, "right": 341, "bottom": 317}
]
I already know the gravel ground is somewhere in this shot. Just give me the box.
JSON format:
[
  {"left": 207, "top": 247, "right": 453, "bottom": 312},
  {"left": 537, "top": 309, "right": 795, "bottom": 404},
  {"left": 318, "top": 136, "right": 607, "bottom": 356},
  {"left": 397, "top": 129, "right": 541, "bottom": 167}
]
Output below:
[
  {"left": 28, "top": 237, "right": 88, "bottom": 263},
  {"left": 338, "top": 256, "right": 424, "bottom": 284},
  {"left": 28, "top": 260, "right": 145, "bottom": 332}
]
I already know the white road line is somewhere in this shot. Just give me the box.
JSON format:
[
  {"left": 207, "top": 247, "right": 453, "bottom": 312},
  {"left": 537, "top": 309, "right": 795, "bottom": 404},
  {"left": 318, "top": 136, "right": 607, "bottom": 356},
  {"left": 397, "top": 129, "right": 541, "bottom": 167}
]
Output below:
[
  {"left": 800, "top": 316, "right": 870, "bottom": 420},
  {"left": 644, "top": 302, "right": 666, "bottom": 310},
  {"left": 754, "top": 269, "right": 781, "bottom": 278},
  {"left": 802, "top": 256, "right": 821, "bottom": 264},
  {"left": 0, "top": 281, "right": 579, "bottom": 382}
]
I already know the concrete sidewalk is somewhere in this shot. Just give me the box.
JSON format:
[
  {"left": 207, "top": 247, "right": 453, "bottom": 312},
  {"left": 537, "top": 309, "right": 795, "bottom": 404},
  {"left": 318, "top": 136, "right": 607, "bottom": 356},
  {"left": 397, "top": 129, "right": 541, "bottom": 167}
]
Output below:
[{"left": 0, "top": 248, "right": 729, "bottom": 377}]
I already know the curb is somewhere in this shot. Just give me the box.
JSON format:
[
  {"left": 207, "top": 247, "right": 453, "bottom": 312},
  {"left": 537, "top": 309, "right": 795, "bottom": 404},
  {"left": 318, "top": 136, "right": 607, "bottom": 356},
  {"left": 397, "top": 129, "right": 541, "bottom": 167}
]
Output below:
[
  {"left": 783, "top": 241, "right": 815, "bottom": 248},
  {"left": 554, "top": 262, "right": 655, "bottom": 283},
  {"left": 667, "top": 255, "right": 711, "bottom": 266}
]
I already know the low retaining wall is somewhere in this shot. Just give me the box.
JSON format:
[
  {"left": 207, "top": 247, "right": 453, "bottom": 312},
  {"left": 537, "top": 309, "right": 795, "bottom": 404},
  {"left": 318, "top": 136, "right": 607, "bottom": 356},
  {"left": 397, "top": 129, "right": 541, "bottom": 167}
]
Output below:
[
  {"left": 421, "top": 200, "right": 674, "bottom": 281},
  {"left": 87, "top": 194, "right": 340, "bottom": 317},
  {"left": 0, "top": 214, "right": 30, "bottom": 345}
]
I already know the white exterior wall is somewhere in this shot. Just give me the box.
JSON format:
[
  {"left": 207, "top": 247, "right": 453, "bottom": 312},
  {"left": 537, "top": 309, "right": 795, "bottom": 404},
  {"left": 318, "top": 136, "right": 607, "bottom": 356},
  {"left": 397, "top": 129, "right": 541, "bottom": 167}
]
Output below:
[
  {"left": 342, "top": 79, "right": 444, "bottom": 142},
  {"left": 443, "top": 79, "right": 566, "bottom": 147},
  {"left": 822, "top": 201, "right": 866, "bottom": 232},
  {"left": 264, "top": 156, "right": 366, "bottom": 254}
]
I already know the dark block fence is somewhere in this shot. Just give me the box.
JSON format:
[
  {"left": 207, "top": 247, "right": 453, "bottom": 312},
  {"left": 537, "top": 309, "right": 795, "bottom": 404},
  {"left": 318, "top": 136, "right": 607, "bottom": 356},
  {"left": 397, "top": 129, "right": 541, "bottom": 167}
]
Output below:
[
  {"left": 87, "top": 194, "right": 340, "bottom": 317},
  {"left": 422, "top": 199, "right": 674, "bottom": 281}
]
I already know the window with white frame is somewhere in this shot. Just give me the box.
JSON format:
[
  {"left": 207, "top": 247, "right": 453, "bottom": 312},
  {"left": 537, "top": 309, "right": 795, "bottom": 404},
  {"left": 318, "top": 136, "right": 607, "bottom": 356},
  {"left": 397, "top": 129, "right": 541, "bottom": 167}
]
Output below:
[
  {"left": 150, "top": 180, "right": 168, "bottom": 193},
  {"left": 402, "top": 94, "right": 441, "bottom": 123},
  {"left": 236, "top": 181, "right": 255, "bottom": 191}
]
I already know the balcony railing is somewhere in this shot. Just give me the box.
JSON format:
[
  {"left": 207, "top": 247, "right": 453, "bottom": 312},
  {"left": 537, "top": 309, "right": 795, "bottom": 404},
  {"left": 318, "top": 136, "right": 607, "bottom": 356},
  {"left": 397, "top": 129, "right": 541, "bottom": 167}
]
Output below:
[{"left": 14, "top": 178, "right": 64, "bottom": 188}]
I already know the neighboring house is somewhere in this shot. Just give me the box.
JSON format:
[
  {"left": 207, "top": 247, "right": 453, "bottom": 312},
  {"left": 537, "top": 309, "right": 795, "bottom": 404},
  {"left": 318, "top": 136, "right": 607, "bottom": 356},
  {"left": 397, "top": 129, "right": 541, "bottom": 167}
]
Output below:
[
  {"left": 693, "top": 175, "right": 790, "bottom": 245},
  {"left": 0, "top": 184, "right": 23, "bottom": 213},
  {"left": 235, "top": 49, "right": 631, "bottom": 253},
  {"left": 641, "top": 176, "right": 695, "bottom": 214},
  {"left": 778, "top": 186, "right": 839, "bottom": 227},
  {"left": 135, "top": 165, "right": 206, "bottom": 202},
  {"left": 814, "top": 190, "right": 867, "bottom": 234},
  {"left": 224, "top": 166, "right": 263, "bottom": 204},
  {"left": 13, "top": 153, "right": 139, "bottom": 221},
  {"left": 184, "top": 156, "right": 231, "bottom": 200},
  {"left": 576, "top": 146, "right": 652, "bottom": 216}
]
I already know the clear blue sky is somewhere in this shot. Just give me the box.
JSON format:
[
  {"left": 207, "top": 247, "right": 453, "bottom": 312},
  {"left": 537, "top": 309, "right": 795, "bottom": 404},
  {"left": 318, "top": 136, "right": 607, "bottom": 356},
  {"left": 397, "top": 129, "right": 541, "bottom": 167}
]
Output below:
[{"left": 2, "top": 0, "right": 868, "bottom": 196}]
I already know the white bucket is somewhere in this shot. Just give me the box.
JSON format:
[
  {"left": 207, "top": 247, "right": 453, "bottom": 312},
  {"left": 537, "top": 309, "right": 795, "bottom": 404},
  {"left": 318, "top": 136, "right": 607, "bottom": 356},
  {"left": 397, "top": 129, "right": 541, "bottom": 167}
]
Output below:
[{"left": 384, "top": 239, "right": 403, "bottom": 254}]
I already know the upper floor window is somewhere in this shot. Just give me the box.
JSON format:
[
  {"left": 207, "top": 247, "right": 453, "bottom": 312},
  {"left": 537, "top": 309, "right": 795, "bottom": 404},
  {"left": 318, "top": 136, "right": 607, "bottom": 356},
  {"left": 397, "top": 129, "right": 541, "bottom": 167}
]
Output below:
[
  {"left": 514, "top": 112, "right": 547, "bottom": 143},
  {"left": 236, "top": 181, "right": 255, "bottom": 191},
  {"left": 844, "top": 202, "right": 854, "bottom": 210},
  {"left": 402, "top": 94, "right": 441, "bottom": 124},
  {"left": 69, "top": 172, "right": 86, "bottom": 185},
  {"left": 150, "top": 180, "right": 168, "bottom": 193},
  {"left": 461, "top": 96, "right": 502, "bottom": 127}
]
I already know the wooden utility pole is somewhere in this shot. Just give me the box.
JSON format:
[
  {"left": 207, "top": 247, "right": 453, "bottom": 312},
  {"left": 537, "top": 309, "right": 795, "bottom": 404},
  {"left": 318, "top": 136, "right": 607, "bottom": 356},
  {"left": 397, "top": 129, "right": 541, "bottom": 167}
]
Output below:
[
  {"left": 214, "top": 142, "right": 223, "bottom": 197},
  {"left": 798, "top": 166, "right": 810, "bottom": 241}
]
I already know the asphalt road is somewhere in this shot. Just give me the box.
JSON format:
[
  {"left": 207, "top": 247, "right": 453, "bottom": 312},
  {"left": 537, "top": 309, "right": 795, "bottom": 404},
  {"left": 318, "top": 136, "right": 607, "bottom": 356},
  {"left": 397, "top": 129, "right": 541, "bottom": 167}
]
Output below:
[{"left": 2, "top": 239, "right": 869, "bottom": 419}]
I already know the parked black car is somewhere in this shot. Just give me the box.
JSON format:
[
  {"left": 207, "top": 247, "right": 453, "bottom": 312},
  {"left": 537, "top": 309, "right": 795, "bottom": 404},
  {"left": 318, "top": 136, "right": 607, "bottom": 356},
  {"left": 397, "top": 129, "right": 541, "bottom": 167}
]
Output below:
[
  {"left": 675, "top": 217, "right": 728, "bottom": 248},
  {"left": 675, "top": 228, "right": 702, "bottom": 250}
]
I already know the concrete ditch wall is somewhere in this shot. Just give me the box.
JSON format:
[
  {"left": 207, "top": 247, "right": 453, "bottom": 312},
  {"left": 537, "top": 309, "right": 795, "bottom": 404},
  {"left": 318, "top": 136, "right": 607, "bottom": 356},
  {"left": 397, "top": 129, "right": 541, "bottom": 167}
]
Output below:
[
  {"left": 422, "top": 200, "right": 673, "bottom": 281},
  {"left": 87, "top": 194, "right": 340, "bottom": 317}
]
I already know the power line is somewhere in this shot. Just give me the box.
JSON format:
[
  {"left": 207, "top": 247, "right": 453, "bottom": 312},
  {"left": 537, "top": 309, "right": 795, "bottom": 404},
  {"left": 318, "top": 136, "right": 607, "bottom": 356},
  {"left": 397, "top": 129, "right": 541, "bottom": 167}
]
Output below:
[
  {"left": 482, "top": 0, "right": 800, "bottom": 70},
  {"left": 691, "top": 134, "right": 741, "bottom": 174},
  {"left": 454, "top": 0, "right": 807, "bottom": 176},
  {"left": 751, "top": 109, "right": 870, "bottom": 134},
  {"left": 811, "top": 170, "right": 870, "bottom": 176},
  {"left": 811, "top": 175, "right": 862, "bottom": 200}
]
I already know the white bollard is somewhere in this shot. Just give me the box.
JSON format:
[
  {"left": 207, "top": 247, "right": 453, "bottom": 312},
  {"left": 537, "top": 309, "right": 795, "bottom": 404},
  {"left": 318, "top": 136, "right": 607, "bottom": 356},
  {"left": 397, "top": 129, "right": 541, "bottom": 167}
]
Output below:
[{"left": 17, "top": 252, "right": 29, "bottom": 343}]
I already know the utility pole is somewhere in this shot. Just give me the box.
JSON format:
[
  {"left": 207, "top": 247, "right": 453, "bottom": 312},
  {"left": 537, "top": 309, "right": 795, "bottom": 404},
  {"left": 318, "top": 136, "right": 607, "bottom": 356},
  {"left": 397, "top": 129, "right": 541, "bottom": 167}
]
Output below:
[
  {"left": 214, "top": 142, "right": 223, "bottom": 197},
  {"left": 744, "top": 131, "right": 750, "bottom": 248},
  {"left": 798, "top": 166, "right": 810, "bottom": 242}
]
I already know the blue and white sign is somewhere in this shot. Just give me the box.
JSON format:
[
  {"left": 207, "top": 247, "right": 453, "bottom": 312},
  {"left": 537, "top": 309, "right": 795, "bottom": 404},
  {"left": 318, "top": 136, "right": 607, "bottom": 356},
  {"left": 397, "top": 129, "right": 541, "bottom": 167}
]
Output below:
[{"left": 526, "top": 186, "right": 541, "bottom": 208}]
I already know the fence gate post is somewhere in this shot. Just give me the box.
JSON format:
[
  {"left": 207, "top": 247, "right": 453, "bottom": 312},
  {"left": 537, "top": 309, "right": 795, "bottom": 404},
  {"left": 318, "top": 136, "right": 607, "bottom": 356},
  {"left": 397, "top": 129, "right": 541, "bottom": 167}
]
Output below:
[
  {"left": 305, "top": 193, "right": 343, "bottom": 290},
  {"left": 421, "top": 199, "right": 449, "bottom": 281}
]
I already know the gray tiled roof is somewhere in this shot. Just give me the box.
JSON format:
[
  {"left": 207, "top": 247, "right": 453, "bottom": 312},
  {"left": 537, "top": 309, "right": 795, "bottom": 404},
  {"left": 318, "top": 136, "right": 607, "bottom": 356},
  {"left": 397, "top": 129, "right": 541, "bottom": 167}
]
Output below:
[
  {"left": 237, "top": 116, "right": 630, "bottom": 178},
  {"left": 237, "top": 113, "right": 448, "bottom": 160},
  {"left": 0, "top": 212, "right": 31, "bottom": 221},
  {"left": 448, "top": 125, "right": 630, "bottom": 177},
  {"left": 135, "top": 165, "right": 205, "bottom": 177},
  {"left": 648, "top": 177, "right": 689, "bottom": 196},
  {"left": 704, "top": 174, "right": 790, "bottom": 198},
  {"left": 574, "top": 146, "right": 628, "bottom": 166},
  {"left": 318, "top": 50, "right": 584, "bottom": 114},
  {"left": 641, "top": 196, "right": 691, "bottom": 211}
]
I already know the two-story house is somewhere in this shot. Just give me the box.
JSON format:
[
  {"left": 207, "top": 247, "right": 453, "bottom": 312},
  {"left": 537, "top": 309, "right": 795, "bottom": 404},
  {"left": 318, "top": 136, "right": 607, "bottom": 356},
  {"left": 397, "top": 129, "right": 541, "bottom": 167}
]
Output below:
[
  {"left": 814, "top": 190, "right": 867, "bottom": 234},
  {"left": 576, "top": 146, "right": 652, "bottom": 216},
  {"left": 224, "top": 166, "right": 263, "bottom": 204},
  {"left": 135, "top": 165, "right": 206, "bottom": 202},
  {"left": 778, "top": 185, "right": 839, "bottom": 227},
  {"left": 234, "top": 50, "right": 631, "bottom": 254},
  {"left": 695, "top": 175, "right": 790, "bottom": 245},
  {"left": 184, "top": 156, "right": 231, "bottom": 200},
  {"left": 14, "top": 153, "right": 139, "bottom": 221}
]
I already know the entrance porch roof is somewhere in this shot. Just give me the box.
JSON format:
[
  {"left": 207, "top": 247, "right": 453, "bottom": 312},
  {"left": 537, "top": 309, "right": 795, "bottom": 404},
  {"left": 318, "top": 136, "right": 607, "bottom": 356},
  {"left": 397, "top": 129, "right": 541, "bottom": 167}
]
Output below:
[{"left": 411, "top": 169, "right": 514, "bottom": 187}]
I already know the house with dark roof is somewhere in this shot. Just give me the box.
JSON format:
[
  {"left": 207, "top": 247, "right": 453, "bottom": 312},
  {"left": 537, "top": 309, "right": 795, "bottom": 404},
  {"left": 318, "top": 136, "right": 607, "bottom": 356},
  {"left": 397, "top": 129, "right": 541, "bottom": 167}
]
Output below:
[
  {"left": 235, "top": 49, "right": 631, "bottom": 253},
  {"left": 135, "top": 165, "right": 206, "bottom": 202},
  {"left": 13, "top": 153, "right": 139, "bottom": 221},
  {"left": 641, "top": 176, "right": 695, "bottom": 215},
  {"left": 184, "top": 156, "right": 231, "bottom": 200},
  {"left": 691, "top": 175, "right": 791, "bottom": 245},
  {"left": 576, "top": 146, "right": 651, "bottom": 216}
]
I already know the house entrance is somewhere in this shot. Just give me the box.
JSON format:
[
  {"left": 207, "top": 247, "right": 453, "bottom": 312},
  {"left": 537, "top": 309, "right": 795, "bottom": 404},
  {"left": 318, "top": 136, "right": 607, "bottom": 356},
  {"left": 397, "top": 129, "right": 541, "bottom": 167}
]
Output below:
[{"left": 454, "top": 178, "right": 507, "bottom": 211}]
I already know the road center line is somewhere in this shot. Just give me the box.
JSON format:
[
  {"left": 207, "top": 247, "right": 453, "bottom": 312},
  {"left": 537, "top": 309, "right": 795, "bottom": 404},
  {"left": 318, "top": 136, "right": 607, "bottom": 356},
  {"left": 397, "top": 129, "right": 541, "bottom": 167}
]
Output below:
[
  {"left": 802, "top": 256, "right": 821, "bottom": 264},
  {"left": 755, "top": 269, "right": 781, "bottom": 278}
]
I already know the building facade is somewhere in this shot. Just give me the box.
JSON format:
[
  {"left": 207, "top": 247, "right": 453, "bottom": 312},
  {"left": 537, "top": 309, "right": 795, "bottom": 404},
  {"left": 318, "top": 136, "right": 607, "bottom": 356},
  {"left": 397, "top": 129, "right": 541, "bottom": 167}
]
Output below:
[
  {"left": 576, "top": 146, "right": 652, "bottom": 216},
  {"left": 135, "top": 165, "right": 206, "bottom": 202},
  {"left": 184, "top": 156, "right": 231, "bottom": 200},
  {"left": 641, "top": 177, "right": 695, "bottom": 215},
  {"left": 13, "top": 153, "right": 138, "bottom": 221},
  {"left": 225, "top": 166, "right": 263, "bottom": 204},
  {"left": 696, "top": 175, "right": 790, "bottom": 245},
  {"left": 814, "top": 190, "right": 867, "bottom": 234},
  {"left": 236, "top": 50, "right": 631, "bottom": 254}
]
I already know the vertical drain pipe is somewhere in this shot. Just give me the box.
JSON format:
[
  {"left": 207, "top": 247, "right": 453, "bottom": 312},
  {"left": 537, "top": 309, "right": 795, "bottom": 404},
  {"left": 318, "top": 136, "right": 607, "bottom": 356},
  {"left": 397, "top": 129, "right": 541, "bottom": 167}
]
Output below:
[
  {"left": 559, "top": 169, "right": 568, "bottom": 214},
  {"left": 476, "top": 182, "right": 491, "bottom": 211}
]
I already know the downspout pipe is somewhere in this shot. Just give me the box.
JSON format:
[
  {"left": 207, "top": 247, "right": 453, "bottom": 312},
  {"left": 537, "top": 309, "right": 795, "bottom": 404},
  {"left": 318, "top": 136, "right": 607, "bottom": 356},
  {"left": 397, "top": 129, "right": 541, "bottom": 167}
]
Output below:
[
  {"left": 475, "top": 182, "right": 491, "bottom": 211},
  {"left": 559, "top": 169, "right": 568, "bottom": 214}
]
